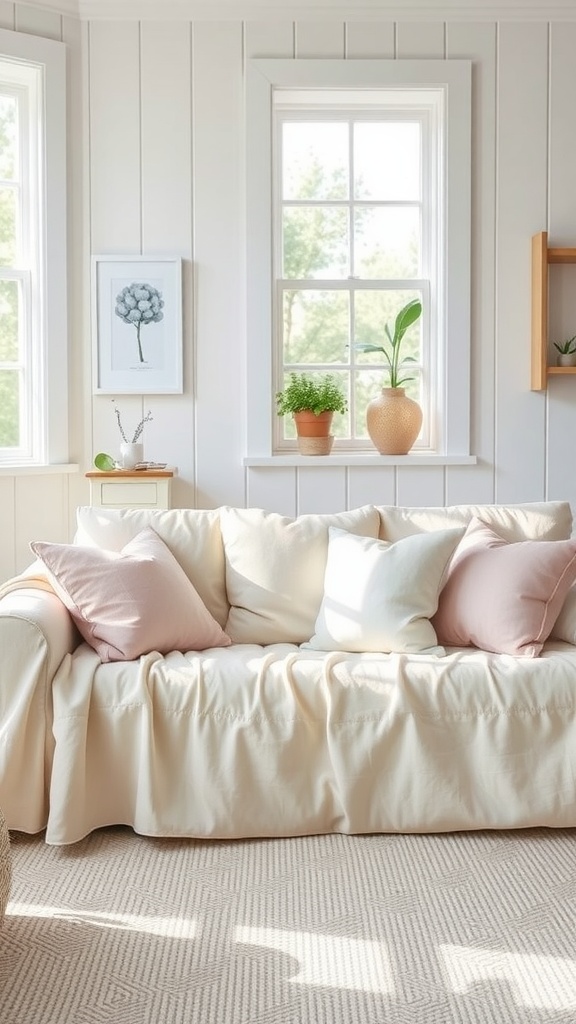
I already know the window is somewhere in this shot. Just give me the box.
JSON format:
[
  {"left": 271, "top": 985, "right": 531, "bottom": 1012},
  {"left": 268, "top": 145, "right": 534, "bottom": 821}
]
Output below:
[
  {"left": 0, "top": 29, "right": 67, "bottom": 467},
  {"left": 246, "top": 59, "right": 472, "bottom": 461}
]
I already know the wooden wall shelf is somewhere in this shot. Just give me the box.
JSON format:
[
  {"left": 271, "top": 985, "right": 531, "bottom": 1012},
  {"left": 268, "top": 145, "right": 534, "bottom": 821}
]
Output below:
[{"left": 531, "top": 231, "right": 576, "bottom": 390}]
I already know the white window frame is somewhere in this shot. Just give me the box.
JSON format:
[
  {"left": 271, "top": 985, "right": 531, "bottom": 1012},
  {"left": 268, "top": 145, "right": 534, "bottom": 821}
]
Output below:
[
  {"left": 245, "top": 58, "right": 472, "bottom": 463},
  {"left": 0, "top": 28, "right": 67, "bottom": 467}
]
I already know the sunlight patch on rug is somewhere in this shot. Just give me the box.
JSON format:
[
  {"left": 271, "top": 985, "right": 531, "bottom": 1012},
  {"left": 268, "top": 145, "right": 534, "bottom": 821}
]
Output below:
[
  {"left": 236, "top": 926, "right": 394, "bottom": 993},
  {"left": 6, "top": 902, "right": 197, "bottom": 939},
  {"left": 440, "top": 943, "right": 576, "bottom": 1010}
]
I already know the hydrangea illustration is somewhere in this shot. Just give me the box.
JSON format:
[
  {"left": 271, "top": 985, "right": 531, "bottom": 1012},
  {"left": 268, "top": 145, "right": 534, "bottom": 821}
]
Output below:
[{"left": 114, "top": 282, "right": 164, "bottom": 363}]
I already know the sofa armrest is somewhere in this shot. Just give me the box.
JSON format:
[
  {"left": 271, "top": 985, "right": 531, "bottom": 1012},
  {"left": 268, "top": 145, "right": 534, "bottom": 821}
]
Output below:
[{"left": 0, "top": 588, "right": 78, "bottom": 832}]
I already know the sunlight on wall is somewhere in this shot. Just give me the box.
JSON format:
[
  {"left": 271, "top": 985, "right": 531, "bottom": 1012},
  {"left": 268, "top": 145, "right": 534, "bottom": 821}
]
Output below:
[{"left": 235, "top": 925, "right": 394, "bottom": 994}]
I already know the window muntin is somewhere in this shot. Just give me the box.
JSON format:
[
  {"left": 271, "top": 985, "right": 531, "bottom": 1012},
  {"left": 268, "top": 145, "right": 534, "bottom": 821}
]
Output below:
[{"left": 274, "top": 99, "right": 436, "bottom": 451}]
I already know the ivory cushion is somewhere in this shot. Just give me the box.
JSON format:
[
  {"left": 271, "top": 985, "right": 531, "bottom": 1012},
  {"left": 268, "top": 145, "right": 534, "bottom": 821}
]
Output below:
[
  {"left": 377, "top": 501, "right": 572, "bottom": 543},
  {"left": 221, "top": 505, "right": 380, "bottom": 644},
  {"left": 75, "top": 505, "right": 229, "bottom": 628},
  {"left": 306, "top": 525, "right": 464, "bottom": 654}
]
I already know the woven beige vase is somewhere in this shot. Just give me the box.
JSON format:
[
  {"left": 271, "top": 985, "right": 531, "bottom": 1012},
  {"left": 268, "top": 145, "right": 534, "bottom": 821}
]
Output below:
[
  {"left": 0, "top": 806, "right": 11, "bottom": 925},
  {"left": 366, "top": 387, "right": 423, "bottom": 455}
]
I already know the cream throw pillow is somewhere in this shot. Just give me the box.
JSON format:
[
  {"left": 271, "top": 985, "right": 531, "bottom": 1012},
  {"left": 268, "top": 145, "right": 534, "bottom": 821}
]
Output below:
[
  {"left": 75, "top": 505, "right": 229, "bottom": 627},
  {"left": 221, "top": 505, "right": 380, "bottom": 644},
  {"left": 305, "top": 525, "right": 464, "bottom": 654},
  {"left": 31, "top": 527, "right": 231, "bottom": 662},
  {"left": 377, "top": 501, "right": 573, "bottom": 543}
]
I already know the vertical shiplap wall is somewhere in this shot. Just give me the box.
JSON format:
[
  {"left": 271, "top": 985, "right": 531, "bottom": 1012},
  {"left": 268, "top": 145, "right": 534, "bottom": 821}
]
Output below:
[{"left": 2, "top": 3, "right": 576, "bottom": 578}]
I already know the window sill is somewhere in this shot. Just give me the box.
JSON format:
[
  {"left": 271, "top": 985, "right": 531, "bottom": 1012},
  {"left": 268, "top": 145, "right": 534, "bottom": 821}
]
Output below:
[
  {"left": 244, "top": 454, "right": 477, "bottom": 467},
  {"left": 0, "top": 463, "right": 79, "bottom": 477}
]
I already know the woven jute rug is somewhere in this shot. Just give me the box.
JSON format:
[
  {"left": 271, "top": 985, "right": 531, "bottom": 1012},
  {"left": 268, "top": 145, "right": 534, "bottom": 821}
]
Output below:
[{"left": 1, "top": 826, "right": 576, "bottom": 1023}]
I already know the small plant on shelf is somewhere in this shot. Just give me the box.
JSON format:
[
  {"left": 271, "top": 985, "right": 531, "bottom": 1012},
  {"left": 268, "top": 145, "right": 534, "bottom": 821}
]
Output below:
[
  {"left": 275, "top": 372, "right": 348, "bottom": 417},
  {"left": 275, "top": 373, "right": 347, "bottom": 456},
  {"left": 554, "top": 336, "right": 576, "bottom": 356}
]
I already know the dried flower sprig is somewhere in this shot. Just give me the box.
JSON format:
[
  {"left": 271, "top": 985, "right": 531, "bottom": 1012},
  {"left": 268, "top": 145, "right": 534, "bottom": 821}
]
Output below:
[{"left": 112, "top": 400, "right": 153, "bottom": 444}]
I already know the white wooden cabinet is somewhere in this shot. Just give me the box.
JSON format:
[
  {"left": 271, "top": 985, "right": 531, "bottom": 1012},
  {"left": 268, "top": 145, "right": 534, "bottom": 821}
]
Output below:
[{"left": 85, "top": 468, "right": 175, "bottom": 509}]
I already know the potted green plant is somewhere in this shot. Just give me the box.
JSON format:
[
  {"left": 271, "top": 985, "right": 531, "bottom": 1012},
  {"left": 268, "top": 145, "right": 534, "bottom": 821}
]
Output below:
[
  {"left": 355, "top": 298, "right": 423, "bottom": 455},
  {"left": 554, "top": 336, "right": 576, "bottom": 367},
  {"left": 276, "top": 372, "right": 347, "bottom": 455}
]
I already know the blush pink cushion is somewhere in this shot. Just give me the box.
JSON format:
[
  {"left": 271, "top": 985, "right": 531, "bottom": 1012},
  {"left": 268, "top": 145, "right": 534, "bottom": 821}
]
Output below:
[
  {"left": 432, "top": 516, "right": 576, "bottom": 657},
  {"left": 30, "top": 527, "right": 231, "bottom": 662}
]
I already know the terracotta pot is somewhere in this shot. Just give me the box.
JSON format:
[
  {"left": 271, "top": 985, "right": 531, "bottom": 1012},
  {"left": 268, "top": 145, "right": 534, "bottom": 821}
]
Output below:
[
  {"left": 366, "top": 387, "right": 423, "bottom": 455},
  {"left": 293, "top": 410, "right": 334, "bottom": 438}
]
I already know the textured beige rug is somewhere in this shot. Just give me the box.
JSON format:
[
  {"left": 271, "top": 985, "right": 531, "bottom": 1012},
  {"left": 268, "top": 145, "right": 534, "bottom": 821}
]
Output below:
[{"left": 1, "top": 826, "right": 576, "bottom": 1023}]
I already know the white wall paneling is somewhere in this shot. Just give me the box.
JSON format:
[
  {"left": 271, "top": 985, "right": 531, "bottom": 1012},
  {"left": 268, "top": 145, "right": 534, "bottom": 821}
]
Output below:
[
  {"left": 4, "top": 4, "right": 576, "bottom": 579},
  {"left": 396, "top": 20, "right": 445, "bottom": 56},
  {"left": 14, "top": 476, "right": 69, "bottom": 571},
  {"left": 295, "top": 20, "right": 344, "bottom": 57},
  {"left": 0, "top": 479, "right": 15, "bottom": 581},
  {"left": 246, "top": 466, "right": 297, "bottom": 515},
  {"left": 192, "top": 21, "right": 246, "bottom": 509},
  {"left": 444, "top": 21, "right": 497, "bottom": 505},
  {"left": 297, "top": 466, "right": 348, "bottom": 514},
  {"left": 495, "top": 21, "right": 548, "bottom": 503},
  {"left": 15, "top": 3, "right": 61, "bottom": 37},
  {"left": 345, "top": 20, "right": 395, "bottom": 58},
  {"left": 546, "top": 23, "right": 576, "bottom": 509},
  {"left": 348, "top": 466, "right": 396, "bottom": 510},
  {"left": 396, "top": 465, "right": 446, "bottom": 508},
  {"left": 141, "top": 21, "right": 195, "bottom": 507},
  {"left": 0, "top": 3, "right": 14, "bottom": 29}
]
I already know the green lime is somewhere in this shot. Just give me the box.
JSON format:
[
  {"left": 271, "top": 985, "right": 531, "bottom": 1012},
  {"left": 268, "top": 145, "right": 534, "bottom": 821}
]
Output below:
[{"left": 94, "top": 452, "right": 116, "bottom": 471}]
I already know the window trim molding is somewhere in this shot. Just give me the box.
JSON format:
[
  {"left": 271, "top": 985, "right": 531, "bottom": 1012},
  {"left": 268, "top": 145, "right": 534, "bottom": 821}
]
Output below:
[
  {"left": 245, "top": 57, "right": 472, "bottom": 460},
  {"left": 0, "top": 28, "right": 68, "bottom": 467}
]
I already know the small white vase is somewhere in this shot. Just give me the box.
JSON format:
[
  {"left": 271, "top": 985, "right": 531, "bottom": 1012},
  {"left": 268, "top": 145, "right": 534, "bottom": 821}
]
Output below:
[{"left": 120, "top": 442, "right": 144, "bottom": 469}]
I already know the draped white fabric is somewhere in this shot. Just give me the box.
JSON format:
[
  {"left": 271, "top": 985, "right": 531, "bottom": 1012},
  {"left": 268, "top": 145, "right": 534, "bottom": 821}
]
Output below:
[{"left": 45, "top": 639, "right": 576, "bottom": 845}]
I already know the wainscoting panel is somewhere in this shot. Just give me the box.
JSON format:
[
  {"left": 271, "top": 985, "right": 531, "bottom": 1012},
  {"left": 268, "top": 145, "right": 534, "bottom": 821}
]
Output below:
[
  {"left": 546, "top": 22, "right": 576, "bottom": 510},
  {"left": 495, "top": 21, "right": 548, "bottom": 504},
  {"left": 192, "top": 21, "right": 246, "bottom": 511},
  {"left": 444, "top": 21, "right": 497, "bottom": 506}
]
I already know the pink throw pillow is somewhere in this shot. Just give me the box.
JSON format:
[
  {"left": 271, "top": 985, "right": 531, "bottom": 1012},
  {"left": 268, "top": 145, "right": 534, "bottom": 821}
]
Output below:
[
  {"left": 30, "top": 527, "right": 231, "bottom": 662},
  {"left": 432, "top": 516, "right": 576, "bottom": 657}
]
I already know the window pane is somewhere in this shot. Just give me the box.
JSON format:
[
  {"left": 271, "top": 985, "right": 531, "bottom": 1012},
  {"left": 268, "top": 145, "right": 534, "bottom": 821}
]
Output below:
[
  {"left": 354, "top": 288, "right": 422, "bottom": 369},
  {"left": 283, "top": 207, "right": 349, "bottom": 279},
  {"left": 0, "top": 186, "right": 17, "bottom": 266},
  {"left": 0, "top": 279, "right": 19, "bottom": 360},
  {"left": 354, "top": 122, "right": 420, "bottom": 200},
  {"left": 283, "top": 289, "right": 349, "bottom": 364},
  {"left": 354, "top": 206, "right": 420, "bottom": 279},
  {"left": 0, "top": 94, "right": 18, "bottom": 181},
  {"left": 0, "top": 369, "right": 19, "bottom": 446},
  {"left": 283, "top": 122, "right": 348, "bottom": 200}
]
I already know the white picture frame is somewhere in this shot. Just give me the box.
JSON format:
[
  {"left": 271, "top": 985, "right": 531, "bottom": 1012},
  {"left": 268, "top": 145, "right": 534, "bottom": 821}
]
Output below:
[{"left": 92, "top": 255, "right": 183, "bottom": 394}]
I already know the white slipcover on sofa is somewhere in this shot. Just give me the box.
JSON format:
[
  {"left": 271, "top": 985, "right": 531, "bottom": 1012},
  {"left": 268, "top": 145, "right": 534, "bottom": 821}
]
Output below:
[{"left": 1, "top": 500, "right": 576, "bottom": 846}]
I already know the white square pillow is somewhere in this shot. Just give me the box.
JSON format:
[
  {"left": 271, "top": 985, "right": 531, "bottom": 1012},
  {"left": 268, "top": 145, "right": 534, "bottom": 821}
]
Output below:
[
  {"left": 305, "top": 525, "right": 464, "bottom": 654},
  {"left": 220, "top": 505, "right": 380, "bottom": 644}
]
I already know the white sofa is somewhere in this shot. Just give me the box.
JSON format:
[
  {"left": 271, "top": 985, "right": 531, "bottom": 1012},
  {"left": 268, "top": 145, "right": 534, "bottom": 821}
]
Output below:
[{"left": 2, "top": 500, "right": 576, "bottom": 846}]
